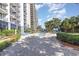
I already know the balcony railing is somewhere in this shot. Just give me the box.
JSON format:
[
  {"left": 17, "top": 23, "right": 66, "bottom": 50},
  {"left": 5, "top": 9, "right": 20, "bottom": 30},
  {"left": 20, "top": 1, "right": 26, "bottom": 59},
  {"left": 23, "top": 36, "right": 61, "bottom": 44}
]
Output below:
[
  {"left": 10, "top": 15, "right": 17, "bottom": 20},
  {"left": 0, "top": 18, "right": 8, "bottom": 22},
  {"left": 0, "top": 7, "right": 7, "bottom": 14},
  {"left": 2, "top": 3, "right": 8, "bottom": 6}
]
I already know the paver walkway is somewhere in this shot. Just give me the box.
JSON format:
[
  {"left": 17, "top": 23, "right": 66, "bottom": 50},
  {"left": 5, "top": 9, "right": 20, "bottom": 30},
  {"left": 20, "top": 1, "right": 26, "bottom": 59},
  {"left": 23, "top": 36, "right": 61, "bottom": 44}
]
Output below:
[{"left": 0, "top": 33, "right": 79, "bottom": 56}]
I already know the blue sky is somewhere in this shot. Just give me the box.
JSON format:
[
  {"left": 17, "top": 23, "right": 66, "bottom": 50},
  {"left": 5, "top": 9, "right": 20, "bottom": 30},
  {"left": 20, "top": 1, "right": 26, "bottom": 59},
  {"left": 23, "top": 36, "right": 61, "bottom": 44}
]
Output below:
[{"left": 35, "top": 3, "right": 79, "bottom": 28}]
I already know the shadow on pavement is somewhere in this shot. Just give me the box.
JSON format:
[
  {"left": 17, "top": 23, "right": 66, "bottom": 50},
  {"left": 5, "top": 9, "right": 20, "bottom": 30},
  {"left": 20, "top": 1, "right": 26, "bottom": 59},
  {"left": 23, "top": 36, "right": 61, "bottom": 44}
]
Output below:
[{"left": 0, "top": 35, "right": 79, "bottom": 56}]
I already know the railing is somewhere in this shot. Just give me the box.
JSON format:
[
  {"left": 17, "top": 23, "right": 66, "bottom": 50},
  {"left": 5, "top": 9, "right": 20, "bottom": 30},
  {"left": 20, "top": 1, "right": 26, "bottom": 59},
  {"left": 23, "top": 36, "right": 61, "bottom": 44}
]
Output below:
[
  {"left": 0, "top": 7, "right": 7, "bottom": 14},
  {"left": 0, "top": 18, "right": 8, "bottom": 22}
]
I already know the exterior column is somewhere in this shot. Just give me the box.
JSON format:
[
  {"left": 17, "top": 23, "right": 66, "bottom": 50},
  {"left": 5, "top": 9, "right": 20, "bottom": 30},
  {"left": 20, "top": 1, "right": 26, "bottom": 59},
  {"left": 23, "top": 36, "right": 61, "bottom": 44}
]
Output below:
[
  {"left": 20, "top": 3, "right": 24, "bottom": 34},
  {"left": 7, "top": 3, "right": 11, "bottom": 30},
  {"left": 26, "top": 3, "right": 31, "bottom": 28}
]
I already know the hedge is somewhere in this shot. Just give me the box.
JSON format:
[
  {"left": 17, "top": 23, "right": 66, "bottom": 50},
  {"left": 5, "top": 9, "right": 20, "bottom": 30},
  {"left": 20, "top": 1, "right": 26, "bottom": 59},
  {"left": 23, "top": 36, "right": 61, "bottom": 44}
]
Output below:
[
  {"left": 0, "top": 29, "right": 21, "bottom": 51},
  {"left": 57, "top": 32, "right": 79, "bottom": 45},
  {"left": 0, "top": 29, "right": 15, "bottom": 36},
  {"left": 0, "top": 41, "right": 11, "bottom": 51}
]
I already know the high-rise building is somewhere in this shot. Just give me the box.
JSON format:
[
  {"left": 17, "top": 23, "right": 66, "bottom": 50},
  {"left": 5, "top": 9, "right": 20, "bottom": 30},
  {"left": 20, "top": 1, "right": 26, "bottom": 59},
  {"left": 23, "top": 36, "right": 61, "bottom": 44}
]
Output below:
[
  {"left": 25, "top": 3, "right": 38, "bottom": 32},
  {"left": 23, "top": 3, "right": 27, "bottom": 31},
  {"left": 0, "top": 3, "right": 8, "bottom": 29},
  {"left": 10, "top": 3, "right": 20, "bottom": 30},
  {"left": 0, "top": 3, "right": 38, "bottom": 34}
]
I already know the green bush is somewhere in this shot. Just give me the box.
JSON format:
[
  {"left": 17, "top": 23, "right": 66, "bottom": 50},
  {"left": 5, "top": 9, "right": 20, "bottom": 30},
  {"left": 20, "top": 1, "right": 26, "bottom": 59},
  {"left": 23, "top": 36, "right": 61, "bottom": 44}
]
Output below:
[
  {"left": 57, "top": 32, "right": 79, "bottom": 44},
  {"left": 0, "top": 41, "right": 11, "bottom": 51},
  {"left": 2, "top": 29, "right": 15, "bottom": 36},
  {"left": 15, "top": 34, "right": 21, "bottom": 41},
  {"left": 25, "top": 28, "right": 33, "bottom": 33},
  {"left": 0, "top": 29, "right": 21, "bottom": 51},
  {"left": 0, "top": 29, "right": 15, "bottom": 36}
]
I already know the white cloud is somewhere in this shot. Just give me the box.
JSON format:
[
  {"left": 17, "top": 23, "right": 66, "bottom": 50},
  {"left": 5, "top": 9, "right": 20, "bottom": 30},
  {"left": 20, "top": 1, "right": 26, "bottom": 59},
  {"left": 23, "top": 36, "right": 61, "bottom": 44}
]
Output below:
[
  {"left": 46, "top": 3, "right": 66, "bottom": 19},
  {"left": 47, "top": 17, "right": 53, "bottom": 21},
  {"left": 53, "top": 8, "right": 66, "bottom": 18},
  {"left": 35, "top": 4, "right": 45, "bottom": 10},
  {"left": 45, "top": 8, "right": 66, "bottom": 22},
  {"left": 48, "top": 3, "right": 66, "bottom": 13},
  {"left": 46, "top": 15, "right": 50, "bottom": 19},
  {"left": 53, "top": 8, "right": 66, "bottom": 14},
  {"left": 37, "top": 3, "right": 67, "bottom": 28}
]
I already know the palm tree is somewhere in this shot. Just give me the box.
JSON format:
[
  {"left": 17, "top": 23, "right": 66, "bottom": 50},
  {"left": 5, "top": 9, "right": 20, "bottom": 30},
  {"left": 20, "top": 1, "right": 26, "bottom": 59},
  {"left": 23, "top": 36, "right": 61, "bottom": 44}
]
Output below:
[
  {"left": 52, "top": 18, "right": 61, "bottom": 31},
  {"left": 45, "top": 18, "right": 61, "bottom": 32},
  {"left": 69, "top": 16, "right": 77, "bottom": 32},
  {"left": 45, "top": 21, "right": 53, "bottom": 32},
  {"left": 61, "top": 18, "right": 72, "bottom": 32}
]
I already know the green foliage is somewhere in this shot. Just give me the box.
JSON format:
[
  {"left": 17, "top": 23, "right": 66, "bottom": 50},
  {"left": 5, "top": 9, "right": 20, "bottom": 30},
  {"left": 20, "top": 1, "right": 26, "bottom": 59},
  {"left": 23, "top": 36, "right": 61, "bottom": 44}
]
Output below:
[
  {"left": 37, "top": 25, "right": 44, "bottom": 32},
  {"left": 25, "top": 28, "right": 33, "bottom": 33},
  {"left": 16, "top": 34, "right": 21, "bottom": 41},
  {"left": 45, "top": 21, "right": 53, "bottom": 32},
  {"left": 57, "top": 32, "right": 79, "bottom": 44},
  {"left": 60, "top": 18, "right": 72, "bottom": 32},
  {"left": 0, "top": 29, "right": 21, "bottom": 51},
  {"left": 0, "top": 29, "right": 15, "bottom": 36},
  {"left": 0, "top": 41, "right": 11, "bottom": 51},
  {"left": 45, "top": 18, "right": 61, "bottom": 32},
  {"left": 44, "top": 15, "right": 79, "bottom": 33},
  {"left": 60, "top": 15, "right": 79, "bottom": 32}
]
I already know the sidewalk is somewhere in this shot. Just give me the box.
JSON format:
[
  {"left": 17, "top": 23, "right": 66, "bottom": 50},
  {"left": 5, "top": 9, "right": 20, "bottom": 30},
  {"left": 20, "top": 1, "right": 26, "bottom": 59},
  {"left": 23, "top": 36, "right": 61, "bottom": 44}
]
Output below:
[{"left": 0, "top": 33, "right": 79, "bottom": 56}]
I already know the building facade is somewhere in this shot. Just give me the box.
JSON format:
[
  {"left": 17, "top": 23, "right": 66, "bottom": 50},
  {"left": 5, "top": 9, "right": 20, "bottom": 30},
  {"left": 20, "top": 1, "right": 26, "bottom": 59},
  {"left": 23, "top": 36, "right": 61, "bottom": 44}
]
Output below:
[
  {"left": 10, "top": 3, "right": 20, "bottom": 30},
  {"left": 26, "top": 3, "right": 38, "bottom": 32},
  {"left": 0, "top": 3, "right": 38, "bottom": 34},
  {"left": 0, "top": 3, "right": 8, "bottom": 29}
]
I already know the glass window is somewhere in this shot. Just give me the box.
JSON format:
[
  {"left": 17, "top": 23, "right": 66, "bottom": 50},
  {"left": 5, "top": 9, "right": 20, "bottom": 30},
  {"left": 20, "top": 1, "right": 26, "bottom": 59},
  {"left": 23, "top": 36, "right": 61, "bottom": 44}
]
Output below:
[
  {"left": 0, "top": 3, "right": 2, "bottom": 8},
  {"left": 0, "top": 13, "right": 2, "bottom": 19}
]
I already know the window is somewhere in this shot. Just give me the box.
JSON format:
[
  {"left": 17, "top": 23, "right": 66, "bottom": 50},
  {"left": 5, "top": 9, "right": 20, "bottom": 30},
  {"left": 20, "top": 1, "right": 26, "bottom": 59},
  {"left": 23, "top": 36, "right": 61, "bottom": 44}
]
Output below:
[
  {"left": 0, "top": 13, "right": 2, "bottom": 19},
  {"left": 12, "top": 12, "right": 16, "bottom": 15},
  {"left": 0, "top": 3, "right": 2, "bottom": 8}
]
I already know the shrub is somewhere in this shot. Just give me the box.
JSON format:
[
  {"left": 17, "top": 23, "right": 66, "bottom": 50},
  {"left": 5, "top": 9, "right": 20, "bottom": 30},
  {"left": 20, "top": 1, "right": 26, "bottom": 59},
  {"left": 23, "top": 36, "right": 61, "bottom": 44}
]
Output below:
[
  {"left": 16, "top": 34, "right": 21, "bottom": 40},
  {"left": 57, "top": 32, "right": 79, "bottom": 45},
  {"left": 0, "top": 29, "right": 15, "bottom": 36},
  {"left": 2, "top": 29, "right": 15, "bottom": 36},
  {"left": 25, "top": 28, "right": 33, "bottom": 33},
  {"left": 0, "top": 41, "right": 11, "bottom": 51},
  {"left": 0, "top": 29, "right": 21, "bottom": 51},
  {"left": 12, "top": 34, "right": 21, "bottom": 42}
]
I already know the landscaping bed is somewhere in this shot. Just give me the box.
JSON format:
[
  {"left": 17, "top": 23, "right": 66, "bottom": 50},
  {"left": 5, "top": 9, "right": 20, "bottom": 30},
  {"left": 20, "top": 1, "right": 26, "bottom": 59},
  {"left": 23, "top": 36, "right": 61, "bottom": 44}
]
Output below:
[
  {"left": 57, "top": 32, "right": 79, "bottom": 45},
  {"left": 0, "top": 30, "right": 21, "bottom": 51}
]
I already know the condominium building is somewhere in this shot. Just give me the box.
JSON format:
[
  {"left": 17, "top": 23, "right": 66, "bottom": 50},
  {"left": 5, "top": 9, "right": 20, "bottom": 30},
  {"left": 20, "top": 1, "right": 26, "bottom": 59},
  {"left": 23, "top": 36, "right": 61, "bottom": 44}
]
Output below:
[
  {"left": 23, "top": 3, "right": 27, "bottom": 31},
  {"left": 0, "top": 3, "right": 8, "bottom": 29},
  {"left": 0, "top": 3, "right": 38, "bottom": 34},
  {"left": 10, "top": 3, "right": 20, "bottom": 30},
  {"left": 0, "top": 3, "right": 20, "bottom": 31},
  {"left": 25, "top": 3, "right": 38, "bottom": 32}
]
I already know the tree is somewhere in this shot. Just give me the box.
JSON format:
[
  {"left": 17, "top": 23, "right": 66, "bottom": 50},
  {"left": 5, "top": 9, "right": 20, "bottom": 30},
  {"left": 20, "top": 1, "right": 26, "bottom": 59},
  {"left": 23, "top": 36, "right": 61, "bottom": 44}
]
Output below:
[
  {"left": 69, "top": 16, "right": 77, "bottom": 32},
  {"left": 76, "top": 15, "right": 79, "bottom": 25},
  {"left": 45, "top": 20, "right": 53, "bottom": 32},
  {"left": 52, "top": 18, "right": 61, "bottom": 31},
  {"left": 44, "top": 18, "right": 61, "bottom": 32},
  {"left": 37, "top": 25, "right": 44, "bottom": 32},
  {"left": 60, "top": 18, "right": 72, "bottom": 32}
]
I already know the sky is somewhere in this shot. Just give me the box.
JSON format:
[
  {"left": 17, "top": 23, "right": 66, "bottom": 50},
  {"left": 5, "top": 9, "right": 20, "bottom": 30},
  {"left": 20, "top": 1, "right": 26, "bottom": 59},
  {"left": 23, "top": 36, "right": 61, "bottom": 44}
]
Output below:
[{"left": 35, "top": 3, "right": 79, "bottom": 28}]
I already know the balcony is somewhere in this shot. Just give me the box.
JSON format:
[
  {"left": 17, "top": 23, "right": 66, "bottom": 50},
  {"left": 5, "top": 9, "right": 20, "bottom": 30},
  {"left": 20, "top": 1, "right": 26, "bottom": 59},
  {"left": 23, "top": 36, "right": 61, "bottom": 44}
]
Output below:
[
  {"left": 10, "top": 15, "right": 17, "bottom": 20},
  {"left": 10, "top": 6, "right": 16, "bottom": 13},
  {"left": 0, "top": 18, "right": 8, "bottom": 22},
  {"left": 2, "top": 3, "right": 8, "bottom": 6},
  {"left": 10, "top": 3, "right": 20, "bottom": 8},
  {"left": 0, "top": 7, "right": 7, "bottom": 14}
]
